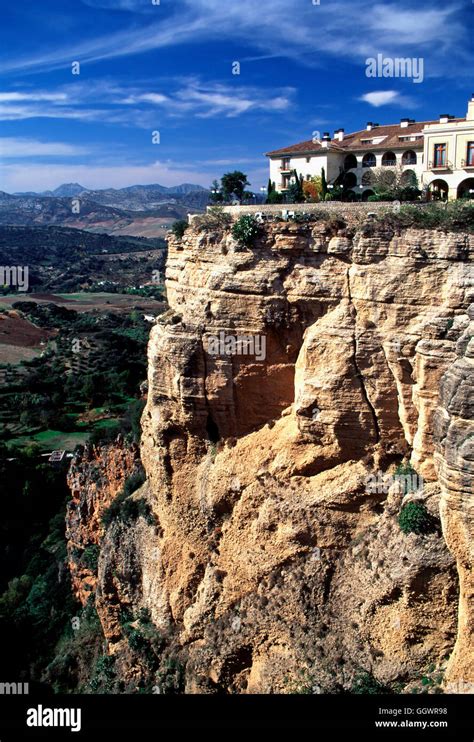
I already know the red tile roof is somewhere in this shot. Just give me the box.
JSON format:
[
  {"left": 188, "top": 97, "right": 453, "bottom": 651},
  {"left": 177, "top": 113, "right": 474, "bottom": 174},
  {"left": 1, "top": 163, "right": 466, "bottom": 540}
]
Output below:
[{"left": 266, "top": 118, "right": 466, "bottom": 157}]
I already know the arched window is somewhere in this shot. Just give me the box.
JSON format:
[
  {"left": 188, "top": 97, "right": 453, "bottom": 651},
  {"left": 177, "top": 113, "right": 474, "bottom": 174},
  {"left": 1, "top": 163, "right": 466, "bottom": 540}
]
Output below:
[
  {"left": 457, "top": 177, "right": 474, "bottom": 199},
  {"left": 362, "top": 152, "right": 376, "bottom": 168},
  {"left": 402, "top": 150, "right": 417, "bottom": 166},
  {"left": 382, "top": 151, "right": 397, "bottom": 166},
  {"left": 343, "top": 154, "right": 357, "bottom": 171},
  {"left": 428, "top": 179, "right": 449, "bottom": 201},
  {"left": 342, "top": 171, "right": 357, "bottom": 189}
]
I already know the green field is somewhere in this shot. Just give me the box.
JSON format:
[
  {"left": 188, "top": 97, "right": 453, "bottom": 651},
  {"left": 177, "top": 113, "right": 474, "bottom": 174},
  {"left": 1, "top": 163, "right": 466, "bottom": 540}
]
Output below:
[{"left": 8, "top": 429, "right": 89, "bottom": 451}]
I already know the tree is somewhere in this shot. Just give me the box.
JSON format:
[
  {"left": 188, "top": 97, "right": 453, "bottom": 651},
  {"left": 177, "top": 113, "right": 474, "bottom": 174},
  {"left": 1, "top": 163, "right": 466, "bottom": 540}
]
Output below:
[
  {"left": 266, "top": 188, "right": 284, "bottom": 204},
  {"left": 171, "top": 220, "right": 188, "bottom": 239},
  {"left": 209, "top": 179, "right": 223, "bottom": 204},
  {"left": 220, "top": 171, "right": 250, "bottom": 203},
  {"left": 287, "top": 170, "right": 305, "bottom": 203},
  {"left": 321, "top": 167, "right": 328, "bottom": 200},
  {"left": 267, "top": 178, "right": 274, "bottom": 196},
  {"left": 303, "top": 177, "right": 321, "bottom": 202},
  {"left": 370, "top": 165, "right": 421, "bottom": 201}
]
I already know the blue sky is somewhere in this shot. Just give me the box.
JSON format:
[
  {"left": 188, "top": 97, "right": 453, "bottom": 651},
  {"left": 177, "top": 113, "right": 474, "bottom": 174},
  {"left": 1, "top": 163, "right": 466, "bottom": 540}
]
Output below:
[{"left": 0, "top": 0, "right": 472, "bottom": 193}]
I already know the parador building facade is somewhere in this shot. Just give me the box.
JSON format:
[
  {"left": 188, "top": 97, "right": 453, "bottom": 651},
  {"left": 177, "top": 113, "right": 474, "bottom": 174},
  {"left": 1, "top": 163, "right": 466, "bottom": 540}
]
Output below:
[{"left": 266, "top": 94, "right": 474, "bottom": 201}]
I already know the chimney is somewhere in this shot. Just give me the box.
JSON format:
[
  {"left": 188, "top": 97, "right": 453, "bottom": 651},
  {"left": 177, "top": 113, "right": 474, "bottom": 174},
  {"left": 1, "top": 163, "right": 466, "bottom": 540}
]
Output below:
[
  {"left": 366, "top": 122, "right": 373, "bottom": 131},
  {"left": 334, "top": 128, "right": 344, "bottom": 142},
  {"left": 439, "top": 113, "right": 454, "bottom": 124},
  {"left": 321, "top": 132, "right": 331, "bottom": 148},
  {"left": 400, "top": 117, "right": 410, "bottom": 128},
  {"left": 467, "top": 93, "right": 474, "bottom": 121}
]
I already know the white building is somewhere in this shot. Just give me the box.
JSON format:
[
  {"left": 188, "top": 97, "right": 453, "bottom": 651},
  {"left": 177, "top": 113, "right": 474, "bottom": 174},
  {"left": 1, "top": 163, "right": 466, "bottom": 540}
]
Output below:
[{"left": 266, "top": 95, "right": 474, "bottom": 201}]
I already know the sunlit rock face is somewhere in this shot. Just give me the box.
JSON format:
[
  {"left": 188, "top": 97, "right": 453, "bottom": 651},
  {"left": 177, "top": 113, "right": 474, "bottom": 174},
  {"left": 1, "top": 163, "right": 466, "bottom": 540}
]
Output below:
[{"left": 70, "top": 217, "right": 473, "bottom": 693}]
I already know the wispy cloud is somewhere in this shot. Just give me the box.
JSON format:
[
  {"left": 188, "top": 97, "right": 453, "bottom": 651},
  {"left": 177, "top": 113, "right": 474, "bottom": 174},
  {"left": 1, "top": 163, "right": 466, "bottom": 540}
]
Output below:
[
  {"left": 0, "top": 92, "right": 68, "bottom": 102},
  {"left": 0, "top": 79, "right": 295, "bottom": 124},
  {"left": 0, "top": 1, "right": 468, "bottom": 77},
  {"left": 0, "top": 137, "right": 88, "bottom": 158}
]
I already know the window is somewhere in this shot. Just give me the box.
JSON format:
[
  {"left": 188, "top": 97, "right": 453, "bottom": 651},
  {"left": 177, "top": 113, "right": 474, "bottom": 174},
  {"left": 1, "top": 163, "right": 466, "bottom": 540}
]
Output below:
[
  {"left": 382, "top": 151, "right": 397, "bottom": 166},
  {"left": 362, "top": 152, "right": 376, "bottom": 168},
  {"left": 434, "top": 143, "right": 446, "bottom": 167},
  {"left": 306, "top": 156, "right": 311, "bottom": 163},
  {"left": 467, "top": 142, "right": 474, "bottom": 167},
  {"left": 306, "top": 174, "right": 311, "bottom": 180}
]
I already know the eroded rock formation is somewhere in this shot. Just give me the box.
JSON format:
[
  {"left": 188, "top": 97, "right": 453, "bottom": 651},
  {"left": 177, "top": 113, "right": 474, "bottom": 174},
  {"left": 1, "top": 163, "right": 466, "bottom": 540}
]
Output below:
[{"left": 67, "top": 216, "right": 473, "bottom": 693}]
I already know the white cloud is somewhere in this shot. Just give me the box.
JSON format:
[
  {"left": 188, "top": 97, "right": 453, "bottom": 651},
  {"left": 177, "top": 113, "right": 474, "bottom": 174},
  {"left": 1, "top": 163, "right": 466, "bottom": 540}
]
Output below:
[
  {"left": 359, "top": 90, "right": 409, "bottom": 107},
  {"left": 0, "top": 1, "right": 467, "bottom": 77},
  {"left": 0, "top": 92, "right": 68, "bottom": 102},
  {"left": 0, "top": 80, "right": 294, "bottom": 123},
  {"left": 0, "top": 138, "right": 88, "bottom": 158}
]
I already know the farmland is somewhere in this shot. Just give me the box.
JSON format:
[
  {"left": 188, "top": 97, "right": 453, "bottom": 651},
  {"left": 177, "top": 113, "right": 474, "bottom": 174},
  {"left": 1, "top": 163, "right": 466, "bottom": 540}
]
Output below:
[{"left": 0, "top": 295, "right": 163, "bottom": 453}]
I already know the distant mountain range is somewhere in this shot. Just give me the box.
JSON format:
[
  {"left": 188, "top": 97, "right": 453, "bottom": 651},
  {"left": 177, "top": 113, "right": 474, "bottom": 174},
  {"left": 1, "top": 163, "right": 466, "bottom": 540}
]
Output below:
[
  {"left": 13, "top": 182, "right": 208, "bottom": 199},
  {"left": 1, "top": 182, "right": 211, "bottom": 235}
]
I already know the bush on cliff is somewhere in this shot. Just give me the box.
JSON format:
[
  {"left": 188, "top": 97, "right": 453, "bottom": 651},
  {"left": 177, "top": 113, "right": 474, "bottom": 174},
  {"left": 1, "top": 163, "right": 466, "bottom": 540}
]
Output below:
[
  {"left": 171, "top": 220, "right": 188, "bottom": 239},
  {"left": 231, "top": 215, "right": 260, "bottom": 246},
  {"left": 80, "top": 544, "right": 100, "bottom": 572},
  {"left": 350, "top": 671, "right": 391, "bottom": 694},
  {"left": 101, "top": 468, "right": 154, "bottom": 528},
  {"left": 376, "top": 202, "right": 474, "bottom": 233},
  {"left": 398, "top": 501, "right": 432, "bottom": 535},
  {"left": 193, "top": 206, "right": 232, "bottom": 231}
]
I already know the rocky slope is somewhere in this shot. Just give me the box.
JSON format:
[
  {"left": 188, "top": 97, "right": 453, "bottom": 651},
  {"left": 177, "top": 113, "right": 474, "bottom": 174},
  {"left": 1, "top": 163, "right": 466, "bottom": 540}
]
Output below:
[{"left": 67, "top": 213, "right": 473, "bottom": 693}]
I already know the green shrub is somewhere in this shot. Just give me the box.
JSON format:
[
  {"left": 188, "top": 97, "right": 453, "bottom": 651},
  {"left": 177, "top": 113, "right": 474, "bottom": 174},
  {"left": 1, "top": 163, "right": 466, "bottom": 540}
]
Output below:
[
  {"left": 155, "top": 657, "right": 185, "bottom": 694},
  {"left": 398, "top": 501, "right": 432, "bottom": 535},
  {"left": 101, "top": 468, "right": 153, "bottom": 528},
  {"left": 80, "top": 544, "right": 100, "bottom": 572},
  {"left": 266, "top": 190, "right": 284, "bottom": 204},
  {"left": 88, "top": 654, "right": 116, "bottom": 693},
  {"left": 171, "top": 220, "right": 188, "bottom": 239},
  {"left": 231, "top": 215, "right": 259, "bottom": 246},
  {"left": 394, "top": 461, "right": 422, "bottom": 494},
  {"left": 374, "top": 202, "right": 474, "bottom": 233},
  {"left": 350, "top": 671, "right": 390, "bottom": 694}
]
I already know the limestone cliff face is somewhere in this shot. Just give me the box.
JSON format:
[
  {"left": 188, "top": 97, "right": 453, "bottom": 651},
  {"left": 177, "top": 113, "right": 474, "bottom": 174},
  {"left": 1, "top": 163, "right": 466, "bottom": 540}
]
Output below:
[
  {"left": 66, "top": 439, "right": 141, "bottom": 604},
  {"left": 70, "top": 217, "right": 473, "bottom": 693},
  {"left": 434, "top": 306, "right": 474, "bottom": 689}
]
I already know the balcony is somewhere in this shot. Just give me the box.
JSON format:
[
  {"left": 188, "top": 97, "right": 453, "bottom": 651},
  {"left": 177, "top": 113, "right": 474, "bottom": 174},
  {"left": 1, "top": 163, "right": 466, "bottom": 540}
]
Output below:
[
  {"left": 428, "top": 160, "right": 452, "bottom": 171},
  {"left": 461, "top": 159, "right": 474, "bottom": 170},
  {"left": 279, "top": 164, "right": 292, "bottom": 173},
  {"left": 402, "top": 158, "right": 417, "bottom": 166},
  {"left": 381, "top": 159, "right": 397, "bottom": 167}
]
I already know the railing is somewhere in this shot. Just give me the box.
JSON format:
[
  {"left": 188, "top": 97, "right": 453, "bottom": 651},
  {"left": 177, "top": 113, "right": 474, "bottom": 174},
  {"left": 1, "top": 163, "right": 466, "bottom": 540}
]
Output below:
[
  {"left": 279, "top": 164, "right": 291, "bottom": 172},
  {"left": 402, "top": 158, "right": 417, "bottom": 165},
  {"left": 381, "top": 159, "right": 397, "bottom": 166},
  {"left": 362, "top": 161, "right": 376, "bottom": 168},
  {"left": 428, "top": 160, "right": 452, "bottom": 170}
]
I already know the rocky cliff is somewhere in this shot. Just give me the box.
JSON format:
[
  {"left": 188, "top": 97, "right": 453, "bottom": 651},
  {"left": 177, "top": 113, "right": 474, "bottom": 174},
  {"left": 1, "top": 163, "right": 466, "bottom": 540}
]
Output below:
[{"left": 67, "top": 214, "right": 473, "bottom": 693}]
